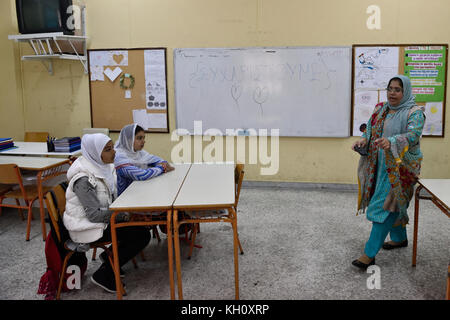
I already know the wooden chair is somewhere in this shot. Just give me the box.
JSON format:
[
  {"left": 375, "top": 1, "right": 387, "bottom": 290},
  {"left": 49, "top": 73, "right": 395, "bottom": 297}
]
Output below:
[
  {"left": 22, "top": 131, "right": 51, "bottom": 182},
  {"left": 0, "top": 164, "right": 51, "bottom": 240},
  {"left": 44, "top": 183, "right": 125, "bottom": 299},
  {"left": 186, "top": 163, "right": 245, "bottom": 259},
  {"left": 0, "top": 184, "right": 14, "bottom": 217},
  {"left": 24, "top": 132, "right": 49, "bottom": 142}
]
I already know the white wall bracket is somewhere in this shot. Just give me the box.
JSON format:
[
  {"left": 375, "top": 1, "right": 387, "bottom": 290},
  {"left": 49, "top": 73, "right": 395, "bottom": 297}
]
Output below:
[{"left": 8, "top": 6, "right": 88, "bottom": 75}]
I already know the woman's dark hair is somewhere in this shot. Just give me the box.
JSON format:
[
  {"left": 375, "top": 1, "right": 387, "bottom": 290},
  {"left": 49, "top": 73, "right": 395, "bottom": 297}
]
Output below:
[
  {"left": 359, "top": 123, "right": 367, "bottom": 133},
  {"left": 135, "top": 125, "right": 145, "bottom": 135},
  {"left": 388, "top": 77, "right": 403, "bottom": 89}
]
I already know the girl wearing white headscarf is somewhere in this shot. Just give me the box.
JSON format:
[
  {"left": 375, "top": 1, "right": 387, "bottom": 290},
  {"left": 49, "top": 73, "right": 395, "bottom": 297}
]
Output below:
[
  {"left": 63, "top": 133, "right": 150, "bottom": 293},
  {"left": 114, "top": 124, "right": 174, "bottom": 195},
  {"left": 64, "top": 133, "right": 117, "bottom": 243}
]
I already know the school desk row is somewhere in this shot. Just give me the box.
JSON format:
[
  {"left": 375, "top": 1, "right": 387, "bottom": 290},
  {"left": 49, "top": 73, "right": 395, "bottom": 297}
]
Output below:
[
  {"left": 0, "top": 151, "right": 239, "bottom": 299},
  {"left": 109, "top": 162, "right": 239, "bottom": 300}
]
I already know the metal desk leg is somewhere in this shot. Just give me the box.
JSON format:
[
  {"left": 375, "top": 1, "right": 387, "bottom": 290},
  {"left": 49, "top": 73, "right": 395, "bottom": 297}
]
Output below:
[
  {"left": 230, "top": 207, "right": 240, "bottom": 300},
  {"left": 37, "top": 171, "right": 46, "bottom": 241},
  {"left": 412, "top": 185, "right": 422, "bottom": 267},
  {"left": 173, "top": 210, "right": 184, "bottom": 300},
  {"left": 111, "top": 212, "right": 123, "bottom": 300},
  {"left": 167, "top": 210, "right": 175, "bottom": 300}
]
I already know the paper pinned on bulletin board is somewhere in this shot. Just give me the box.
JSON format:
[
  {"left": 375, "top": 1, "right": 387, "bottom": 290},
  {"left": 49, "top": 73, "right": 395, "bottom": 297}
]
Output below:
[
  {"left": 90, "top": 66, "right": 104, "bottom": 81},
  {"left": 144, "top": 50, "right": 167, "bottom": 110},
  {"left": 147, "top": 113, "right": 167, "bottom": 129},
  {"left": 354, "top": 47, "right": 399, "bottom": 89},
  {"left": 423, "top": 102, "right": 443, "bottom": 136},
  {"left": 90, "top": 51, "right": 129, "bottom": 67},
  {"left": 132, "top": 109, "right": 167, "bottom": 130},
  {"left": 352, "top": 90, "right": 378, "bottom": 136},
  {"left": 110, "top": 51, "right": 129, "bottom": 66},
  {"left": 132, "top": 109, "right": 148, "bottom": 130},
  {"left": 104, "top": 67, "right": 123, "bottom": 82}
]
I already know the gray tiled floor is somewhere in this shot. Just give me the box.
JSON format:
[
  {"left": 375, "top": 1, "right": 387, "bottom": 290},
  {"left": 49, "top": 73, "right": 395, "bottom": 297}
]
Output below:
[{"left": 0, "top": 186, "right": 448, "bottom": 300}]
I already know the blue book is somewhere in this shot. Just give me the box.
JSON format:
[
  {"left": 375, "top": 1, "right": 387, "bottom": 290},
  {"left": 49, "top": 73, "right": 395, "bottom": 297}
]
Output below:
[
  {"left": 0, "top": 142, "right": 14, "bottom": 150},
  {"left": 0, "top": 146, "right": 18, "bottom": 152}
]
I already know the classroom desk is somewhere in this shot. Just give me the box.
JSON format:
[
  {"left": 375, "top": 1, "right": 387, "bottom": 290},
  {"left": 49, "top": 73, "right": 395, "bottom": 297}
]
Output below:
[
  {"left": 0, "top": 156, "right": 71, "bottom": 241},
  {"left": 172, "top": 162, "right": 238, "bottom": 300},
  {"left": 413, "top": 179, "right": 450, "bottom": 267},
  {"left": 109, "top": 163, "right": 192, "bottom": 300},
  {"left": 413, "top": 179, "right": 450, "bottom": 300},
  {"left": 0, "top": 142, "right": 81, "bottom": 158}
]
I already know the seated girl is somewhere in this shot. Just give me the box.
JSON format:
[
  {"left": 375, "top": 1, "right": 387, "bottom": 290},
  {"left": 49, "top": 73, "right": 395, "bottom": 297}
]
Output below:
[
  {"left": 63, "top": 133, "right": 150, "bottom": 293},
  {"left": 114, "top": 124, "right": 174, "bottom": 196}
]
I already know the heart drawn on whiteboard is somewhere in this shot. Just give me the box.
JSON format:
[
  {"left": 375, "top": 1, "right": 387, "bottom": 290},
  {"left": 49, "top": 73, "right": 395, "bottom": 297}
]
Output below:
[
  {"left": 231, "top": 84, "right": 242, "bottom": 102},
  {"left": 113, "top": 54, "right": 124, "bottom": 65},
  {"left": 104, "top": 67, "right": 122, "bottom": 82}
]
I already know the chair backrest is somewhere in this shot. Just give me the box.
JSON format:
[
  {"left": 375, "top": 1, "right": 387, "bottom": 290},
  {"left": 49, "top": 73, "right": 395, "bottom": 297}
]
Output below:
[
  {"left": 0, "top": 164, "right": 28, "bottom": 201},
  {"left": 44, "top": 183, "right": 68, "bottom": 243},
  {"left": 0, "top": 164, "right": 22, "bottom": 184},
  {"left": 24, "top": 132, "right": 49, "bottom": 142},
  {"left": 234, "top": 163, "right": 245, "bottom": 209},
  {"left": 82, "top": 128, "right": 109, "bottom": 136}
]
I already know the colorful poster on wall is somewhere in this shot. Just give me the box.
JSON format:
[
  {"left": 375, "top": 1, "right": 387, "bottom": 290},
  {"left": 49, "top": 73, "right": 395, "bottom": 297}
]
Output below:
[
  {"left": 404, "top": 46, "right": 446, "bottom": 102},
  {"left": 353, "top": 45, "right": 447, "bottom": 137}
]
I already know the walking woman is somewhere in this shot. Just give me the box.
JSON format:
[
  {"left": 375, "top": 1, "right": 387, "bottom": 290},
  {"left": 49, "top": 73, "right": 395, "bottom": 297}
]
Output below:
[{"left": 351, "top": 75, "right": 425, "bottom": 269}]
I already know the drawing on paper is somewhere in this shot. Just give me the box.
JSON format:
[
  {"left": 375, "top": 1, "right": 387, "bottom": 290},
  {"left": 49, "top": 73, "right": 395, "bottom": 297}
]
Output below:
[{"left": 355, "top": 47, "right": 399, "bottom": 89}]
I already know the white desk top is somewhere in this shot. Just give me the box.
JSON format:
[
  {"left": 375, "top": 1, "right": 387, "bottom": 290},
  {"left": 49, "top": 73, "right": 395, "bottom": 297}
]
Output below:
[
  {"left": 110, "top": 164, "right": 192, "bottom": 211},
  {"left": 0, "top": 142, "right": 81, "bottom": 157},
  {"left": 0, "top": 155, "right": 69, "bottom": 170},
  {"left": 418, "top": 179, "right": 450, "bottom": 210},
  {"left": 173, "top": 163, "right": 235, "bottom": 209}
]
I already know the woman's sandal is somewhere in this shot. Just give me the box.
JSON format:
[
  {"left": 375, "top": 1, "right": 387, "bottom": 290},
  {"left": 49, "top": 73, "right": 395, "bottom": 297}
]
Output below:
[
  {"left": 352, "top": 258, "right": 376, "bottom": 270},
  {"left": 382, "top": 240, "right": 408, "bottom": 250}
]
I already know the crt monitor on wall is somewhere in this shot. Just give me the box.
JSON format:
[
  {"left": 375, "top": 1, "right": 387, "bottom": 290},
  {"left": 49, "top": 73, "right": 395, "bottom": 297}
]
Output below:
[{"left": 16, "top": 0, "right": 74, "bottom": 35}]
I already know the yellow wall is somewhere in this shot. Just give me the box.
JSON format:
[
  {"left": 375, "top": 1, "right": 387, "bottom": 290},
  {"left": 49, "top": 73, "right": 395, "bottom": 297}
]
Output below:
[
  {"left": 1, "top": 0, "right": 449, "bottom": 182},
  {"left": 0, "top": 0, "right": 24, "bottom": 139}
]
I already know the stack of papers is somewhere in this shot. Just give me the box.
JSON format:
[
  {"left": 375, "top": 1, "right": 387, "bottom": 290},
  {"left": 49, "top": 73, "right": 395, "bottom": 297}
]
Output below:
[
  {"left": 53, "top": 137, "right": 81, "bottom": 152},
  {"left": 0, "top": 138, "right": 15, "bottom": 151}
]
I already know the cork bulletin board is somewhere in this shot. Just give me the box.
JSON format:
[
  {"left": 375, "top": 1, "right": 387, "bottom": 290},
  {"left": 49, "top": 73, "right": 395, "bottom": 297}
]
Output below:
[
  {"left": 88, "top": 47, "right": 169, "bottom": 133},
  {"left": 351, "top": 44, "right": 448, "bottom": 137}
]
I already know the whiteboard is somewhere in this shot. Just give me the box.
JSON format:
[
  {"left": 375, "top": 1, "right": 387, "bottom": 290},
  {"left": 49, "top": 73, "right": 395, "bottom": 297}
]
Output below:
[{"left": 174, "top": 46, "right": 352, "bottom": 137}]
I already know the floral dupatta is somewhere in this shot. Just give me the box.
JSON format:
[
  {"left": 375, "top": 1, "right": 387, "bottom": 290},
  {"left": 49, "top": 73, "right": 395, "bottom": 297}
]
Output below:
[{"left": 357, "top": 102, "right": 423, "bottom": 226}]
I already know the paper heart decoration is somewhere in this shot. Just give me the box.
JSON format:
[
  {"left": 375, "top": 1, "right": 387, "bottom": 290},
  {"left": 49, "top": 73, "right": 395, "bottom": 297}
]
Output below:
[
  {"left": 104, "top": 67, "right": 122, "bottom": 82},
  {"left": 113, "top": 54, "right": 124, "bottom": 65}
]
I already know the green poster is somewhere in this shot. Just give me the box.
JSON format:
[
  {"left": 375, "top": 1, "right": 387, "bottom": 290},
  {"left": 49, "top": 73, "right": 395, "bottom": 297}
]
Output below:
[{"left": 404, "top": 46, "right": 446, "bottom": 102}]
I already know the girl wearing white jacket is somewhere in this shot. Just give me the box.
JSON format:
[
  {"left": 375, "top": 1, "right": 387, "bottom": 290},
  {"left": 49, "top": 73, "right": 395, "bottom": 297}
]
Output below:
[{"left": 63, "top": 133, "right": 150, "bottom": 293}]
